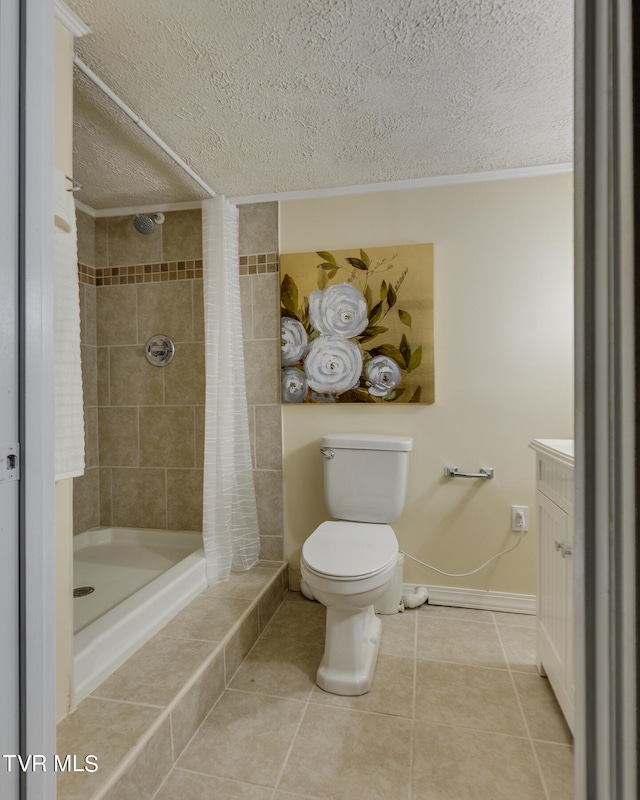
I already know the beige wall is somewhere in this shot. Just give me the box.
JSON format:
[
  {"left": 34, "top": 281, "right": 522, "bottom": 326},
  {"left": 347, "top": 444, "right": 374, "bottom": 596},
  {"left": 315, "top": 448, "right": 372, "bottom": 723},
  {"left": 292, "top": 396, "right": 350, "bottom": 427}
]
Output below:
[
  {"left": 54, "top": 18, "right": 75, "bottom": 721},
  {"left": 280, "top": 174, "right": 574, "bottom": 595}
]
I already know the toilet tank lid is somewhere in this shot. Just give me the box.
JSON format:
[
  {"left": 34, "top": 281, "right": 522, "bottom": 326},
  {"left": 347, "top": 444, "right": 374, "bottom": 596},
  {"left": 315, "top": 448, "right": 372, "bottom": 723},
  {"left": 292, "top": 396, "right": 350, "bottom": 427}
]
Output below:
[{"left": 322, "top": 433, "right": 413, "bottom": 452}]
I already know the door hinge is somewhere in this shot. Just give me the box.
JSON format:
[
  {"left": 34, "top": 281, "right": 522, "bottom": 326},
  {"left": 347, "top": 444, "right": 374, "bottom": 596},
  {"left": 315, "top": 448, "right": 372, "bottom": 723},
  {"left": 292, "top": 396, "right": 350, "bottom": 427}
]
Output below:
[{"left": 0, "top": 443, "right": 20, "bottom": 483}]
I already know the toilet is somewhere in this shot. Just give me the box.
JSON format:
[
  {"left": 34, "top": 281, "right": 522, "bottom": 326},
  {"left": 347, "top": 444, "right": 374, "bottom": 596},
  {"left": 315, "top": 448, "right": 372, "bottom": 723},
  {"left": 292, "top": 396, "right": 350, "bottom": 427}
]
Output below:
[{"left": 300, "top": 433, "right": 412, "bottom": 696}]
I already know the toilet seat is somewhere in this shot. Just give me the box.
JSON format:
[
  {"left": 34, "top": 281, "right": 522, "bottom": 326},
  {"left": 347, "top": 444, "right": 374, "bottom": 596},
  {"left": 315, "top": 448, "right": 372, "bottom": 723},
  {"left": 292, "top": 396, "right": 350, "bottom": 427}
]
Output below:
[{"left": 302, "top": 520, "right": 398, "bottom": 580}]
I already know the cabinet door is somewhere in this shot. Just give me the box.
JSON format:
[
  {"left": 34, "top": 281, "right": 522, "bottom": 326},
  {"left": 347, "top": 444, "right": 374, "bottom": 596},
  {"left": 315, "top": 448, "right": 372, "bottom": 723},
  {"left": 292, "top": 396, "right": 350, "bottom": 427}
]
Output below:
[{"left": 537, "top": 491, "right": 574, "bottom": 731}]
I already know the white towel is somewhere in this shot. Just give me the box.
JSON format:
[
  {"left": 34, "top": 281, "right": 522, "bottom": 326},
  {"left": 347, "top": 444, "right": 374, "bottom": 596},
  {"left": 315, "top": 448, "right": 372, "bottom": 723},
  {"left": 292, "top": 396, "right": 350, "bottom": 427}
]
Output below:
[{"left": 53, "top": 168, "right": 85, "bottom": 480}]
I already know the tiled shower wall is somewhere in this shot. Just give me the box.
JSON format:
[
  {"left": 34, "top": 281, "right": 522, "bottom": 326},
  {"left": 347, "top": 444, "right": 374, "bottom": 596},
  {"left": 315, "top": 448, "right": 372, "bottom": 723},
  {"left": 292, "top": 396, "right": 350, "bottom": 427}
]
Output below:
[{"left": 73, "top": 203, "right": 283, "bottom": 561}]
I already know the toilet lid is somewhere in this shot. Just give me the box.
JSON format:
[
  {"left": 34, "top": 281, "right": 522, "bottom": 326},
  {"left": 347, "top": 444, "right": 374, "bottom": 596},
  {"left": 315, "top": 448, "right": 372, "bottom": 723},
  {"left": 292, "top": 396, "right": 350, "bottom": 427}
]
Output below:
[{"left": 302, "top": 521, "right": 398, "bottom": 579}]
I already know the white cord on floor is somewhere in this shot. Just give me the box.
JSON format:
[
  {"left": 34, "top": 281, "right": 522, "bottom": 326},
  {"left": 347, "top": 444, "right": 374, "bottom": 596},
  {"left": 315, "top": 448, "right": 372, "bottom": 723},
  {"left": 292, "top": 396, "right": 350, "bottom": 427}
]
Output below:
[{"left": 400, "top": 530, "right": 526, "bottom": 578}]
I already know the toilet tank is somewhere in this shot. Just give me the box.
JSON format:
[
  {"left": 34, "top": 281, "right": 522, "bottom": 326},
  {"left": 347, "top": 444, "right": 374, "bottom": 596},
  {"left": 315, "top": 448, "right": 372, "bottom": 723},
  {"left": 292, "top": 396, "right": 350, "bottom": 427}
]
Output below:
[{"left": 321, "top": 433, "right": 413, "bottom": 523}]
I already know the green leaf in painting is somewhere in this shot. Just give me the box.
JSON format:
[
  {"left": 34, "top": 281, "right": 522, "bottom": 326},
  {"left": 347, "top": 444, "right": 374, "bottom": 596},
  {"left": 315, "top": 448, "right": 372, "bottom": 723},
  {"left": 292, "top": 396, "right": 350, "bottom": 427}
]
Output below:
[
  {"left": 400, "top": 334, "right": 411, "bottom": 367},
  {"left": 409, "top": 386, "right": 422, "bottom": 403},
  {"left": 346, "top": 257, "right": 368, "bottom": 271},
  {"left": 380, "top": 280, "right": 387, "bottom": 300},
  {"left": 317, "top": 269, "right": 328, "bottom": 290},
  {"left": 358, "top": 326, "right": 388, "bottom": 343},
  {"left": 368, "top": 301, "right": 383, "bottom": 324},
  {"left": 360, "top": 249, "right": 370, "bottom": 268},
  {"left": 337, "top": 388, "right": 375, "bottom": 403},
  {"left": 387, "top": 283, "right": 397, "bottom": 308},
  {"left": 408, "top": 345, "right": 423, "bottom": 372},
  {"left": 319, "top": 262, "right": 337, "bottom": 271},
  {"left": 317, "top": 251, "right": 336, "bottom": 265},
  {"left": 364, "top": 284, "right": 373, "bottom": 309},
  {"left": 328, "top": 269, "right": 338, "bottom": 278},
  {"left": 398, "top": 309, "right": 412, "bottom": 328},
  {"left": 280, "top": 308, "right": 299, "bottom": 321},
  {"left": 281, "top": 274, "right": 298, "bottom": 314},
  {"left": 365, "top": 325, "right": 388, "bottom": 337},
  {"left": 383, "top": 388, "right": 405, "bottom": 402},
  {"left": 369, "top": 343, "right": 406, "bottom": 369}
]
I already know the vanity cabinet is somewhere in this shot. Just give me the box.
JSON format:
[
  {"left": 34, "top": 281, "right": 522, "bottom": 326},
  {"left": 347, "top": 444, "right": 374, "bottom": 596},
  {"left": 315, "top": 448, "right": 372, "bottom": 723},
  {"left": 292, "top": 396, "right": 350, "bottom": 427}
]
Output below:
[{"left": 530, "top": 438, "right": 574, "bottom": 734}]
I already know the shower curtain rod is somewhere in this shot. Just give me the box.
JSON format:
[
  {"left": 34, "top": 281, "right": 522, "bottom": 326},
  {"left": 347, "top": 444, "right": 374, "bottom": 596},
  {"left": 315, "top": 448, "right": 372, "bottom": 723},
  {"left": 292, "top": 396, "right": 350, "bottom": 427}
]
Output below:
[{"left": 73, "top": 54, "right": 217, "bottom": 199}]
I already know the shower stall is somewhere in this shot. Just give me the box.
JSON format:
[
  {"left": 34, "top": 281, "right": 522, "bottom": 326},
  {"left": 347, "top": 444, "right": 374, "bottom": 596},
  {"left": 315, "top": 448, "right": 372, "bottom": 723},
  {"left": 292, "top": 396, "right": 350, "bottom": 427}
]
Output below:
[{"left": 70, "top": 202, "right": 283, "bottom": 703}]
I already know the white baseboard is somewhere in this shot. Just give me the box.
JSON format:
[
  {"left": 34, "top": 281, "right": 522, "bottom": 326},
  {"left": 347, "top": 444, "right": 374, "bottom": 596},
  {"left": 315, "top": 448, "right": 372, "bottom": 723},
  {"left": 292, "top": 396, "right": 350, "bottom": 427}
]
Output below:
[{"left": 403, "top": 584, "right": 536, "bottom": 615}]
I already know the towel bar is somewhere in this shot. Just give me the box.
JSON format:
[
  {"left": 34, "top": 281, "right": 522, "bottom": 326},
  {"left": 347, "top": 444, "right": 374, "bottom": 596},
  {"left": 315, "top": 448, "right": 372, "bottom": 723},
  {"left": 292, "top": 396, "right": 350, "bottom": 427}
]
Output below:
[
  {"left": 65, "top": 175, "right": 82, "bottom": 192},
  {"left": 444, "top": 466, "right": 494, "bottom": 479}
]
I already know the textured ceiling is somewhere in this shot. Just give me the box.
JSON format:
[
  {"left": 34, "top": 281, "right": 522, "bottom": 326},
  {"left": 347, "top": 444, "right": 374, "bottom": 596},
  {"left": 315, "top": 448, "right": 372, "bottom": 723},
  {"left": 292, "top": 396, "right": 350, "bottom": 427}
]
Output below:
[{"left": 67, "top": 0, "right": 573, "bottom": 210}]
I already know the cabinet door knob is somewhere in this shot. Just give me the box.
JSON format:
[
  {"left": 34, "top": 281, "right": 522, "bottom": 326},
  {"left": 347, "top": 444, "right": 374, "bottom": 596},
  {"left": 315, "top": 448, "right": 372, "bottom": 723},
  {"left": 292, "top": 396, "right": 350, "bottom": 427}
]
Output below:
[{"left": 555, "top": 539, "right": 572, "bottom": 557}]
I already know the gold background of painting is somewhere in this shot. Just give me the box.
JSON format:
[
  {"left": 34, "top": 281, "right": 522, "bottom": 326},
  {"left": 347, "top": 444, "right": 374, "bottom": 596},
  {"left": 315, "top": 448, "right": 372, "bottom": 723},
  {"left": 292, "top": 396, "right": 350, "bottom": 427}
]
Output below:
[{"left": 280, "top": 243, "right": 434, "bottom": 403}]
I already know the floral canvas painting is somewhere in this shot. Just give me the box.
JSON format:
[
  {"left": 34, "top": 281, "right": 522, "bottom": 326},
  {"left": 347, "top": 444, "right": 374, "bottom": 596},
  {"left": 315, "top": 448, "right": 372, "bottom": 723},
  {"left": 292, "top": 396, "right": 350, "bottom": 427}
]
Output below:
[{"left": 280, "top": 244, "right": 434, "bottom": 404}]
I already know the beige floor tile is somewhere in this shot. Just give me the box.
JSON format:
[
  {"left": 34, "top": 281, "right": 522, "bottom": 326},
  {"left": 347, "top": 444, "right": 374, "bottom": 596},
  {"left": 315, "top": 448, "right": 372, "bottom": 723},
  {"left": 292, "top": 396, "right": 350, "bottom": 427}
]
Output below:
[
  {"left": 418, "top": 604, "right": 495, "bottom": 623},
  {"left": 155, "top": 768, "right": 273, "bottom": 799},
  {"left": 56, "top": 697, "right": 162, "bottom": 800},
  {"left": 202, "top": 564, "right": 281, "bottom": 600},
  {"left": 274, "top": 794, "right": 325, "bottom": 799},
  {"left": 415, "top": 659, "right": 527, "bottom": 736},
  {"left": 160, "top": 594, "right": 253, "bottom": 642},
  {"left": 416, "top": 617, "right": 508, "bottom": 668},
  {"left": 102, "top": 718, "right": 172, "bottom": 800},
  {"left": 278, "top": 704, "right": 412, "bottom": 800},
  {"left": 512, "top": 673, "right": 573, "bottom": 744},
  {"left": 261, "top": 597, "right": 326, "bottom": 647},
  {"left": 171, "top": 651, "right": 227, "bottom": 758},
  {"left": 224, "top": 607, "right": 261, "bottom": 681},
  {"left": 230, "top": 634, "right": 322, "bottom": 701},
  {"left": 534, "top": 742, "right": 574, "bottom": 800},
  {"left": 177, "top": 690, "right": 305, "bottom": 787},
  {"left": 310, "top": 653, "right": 414, "bottom": 718},
  {"left": 379, "top": 609, "right": 417, "bottom": 658},
  {"left": 498, "top": 623, "right": 538, "bottom": 673},
  {"left": 493, "top": 611, "right": 537, "bottom": 628},
  {"left": 284, "top": 589, "right": 311, "bottom": 603},
  {"left": 91, "top": 635, "right": 217, "bottom": 706},
  {"left": 412, "top": 721, "right": 546, "bottom": 800}
]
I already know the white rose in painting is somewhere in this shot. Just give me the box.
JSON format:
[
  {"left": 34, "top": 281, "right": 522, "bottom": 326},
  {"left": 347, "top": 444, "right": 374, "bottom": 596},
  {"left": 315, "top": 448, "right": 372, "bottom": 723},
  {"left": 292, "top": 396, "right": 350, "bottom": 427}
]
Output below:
[
  {"left": 304, "top": 336, "right": 363, "bottom": 395},
  {"left": 366, "top": 355, "right": 402, "bottom": 397},
  {"left": 281, "top": 317, "right": 308, "bottom": 366},
  {"left": 308, "top": 282, "right": 368, "bottom": 338},
  {"left": 281, "top": 367, "right": 307, "bottom": 403}
]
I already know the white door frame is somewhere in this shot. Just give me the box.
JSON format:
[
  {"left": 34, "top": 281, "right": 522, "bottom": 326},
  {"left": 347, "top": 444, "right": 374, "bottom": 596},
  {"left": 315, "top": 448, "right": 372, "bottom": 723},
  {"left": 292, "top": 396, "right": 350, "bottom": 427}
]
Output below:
[
  {"left": 574, "top": 0, "right": 637, "bottom": 797},
  {"left": 3, "top": 0, "right": 637, "bottom": 798},
  {"left": 0, "top": 0, "right": 24, "bottom": 794},
  {"left": 0, "top": 0, "right": 56, "bottom": 800}
]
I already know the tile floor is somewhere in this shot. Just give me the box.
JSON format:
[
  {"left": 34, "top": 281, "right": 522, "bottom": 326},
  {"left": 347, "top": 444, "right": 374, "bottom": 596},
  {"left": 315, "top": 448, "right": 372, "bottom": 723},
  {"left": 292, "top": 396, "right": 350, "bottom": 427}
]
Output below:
[{"left": 154, "top": 594, "right": 574, "bottom": 800}]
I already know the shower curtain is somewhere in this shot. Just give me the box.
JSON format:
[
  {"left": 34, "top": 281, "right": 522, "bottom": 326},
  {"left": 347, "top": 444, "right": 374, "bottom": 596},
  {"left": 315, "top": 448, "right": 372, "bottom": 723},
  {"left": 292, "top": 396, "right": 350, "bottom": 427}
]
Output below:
[
  {"left": 53, "top": 168, "right": 84, "bottom": 480},
  {"left": 202, "top": 196, "right": 260, "bottom": 584}
]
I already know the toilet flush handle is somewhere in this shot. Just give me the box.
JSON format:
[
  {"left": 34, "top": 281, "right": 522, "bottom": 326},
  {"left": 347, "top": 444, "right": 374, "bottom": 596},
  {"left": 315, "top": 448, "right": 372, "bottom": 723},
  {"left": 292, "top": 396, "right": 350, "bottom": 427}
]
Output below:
[{"left": 319, "top": 447, "right": 335, "bottom": 459}]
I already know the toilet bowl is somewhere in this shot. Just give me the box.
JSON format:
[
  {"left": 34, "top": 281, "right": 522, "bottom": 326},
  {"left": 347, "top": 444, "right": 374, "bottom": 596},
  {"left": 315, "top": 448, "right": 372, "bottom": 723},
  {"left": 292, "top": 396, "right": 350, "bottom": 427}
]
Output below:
[
  {"left": 301, "top": 432, "right": 412, "bottom": 695},
  {"left": 301, "top": 520, "right": 398, "bottom": 695}
]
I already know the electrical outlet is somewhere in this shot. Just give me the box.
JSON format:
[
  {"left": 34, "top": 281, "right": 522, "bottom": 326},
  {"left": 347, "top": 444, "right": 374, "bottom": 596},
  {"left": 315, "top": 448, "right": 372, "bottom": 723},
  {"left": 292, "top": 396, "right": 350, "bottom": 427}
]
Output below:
[{"left": 511, "top": 505, "right": 529, "bottom": 532}]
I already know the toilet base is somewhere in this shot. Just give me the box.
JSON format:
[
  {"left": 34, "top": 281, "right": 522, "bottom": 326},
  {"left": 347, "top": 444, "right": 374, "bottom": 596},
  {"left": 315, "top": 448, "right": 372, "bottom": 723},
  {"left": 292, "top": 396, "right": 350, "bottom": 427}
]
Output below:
[{"left": 316, "top": 604, "right": 381, "bottom": 696}]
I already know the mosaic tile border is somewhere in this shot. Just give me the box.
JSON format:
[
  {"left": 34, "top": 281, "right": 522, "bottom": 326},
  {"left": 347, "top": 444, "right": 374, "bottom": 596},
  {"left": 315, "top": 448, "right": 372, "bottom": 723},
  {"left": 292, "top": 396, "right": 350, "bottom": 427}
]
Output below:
[
  {"left": 78, "top": 253, "right": 279, "bottom": 286},
  {"left": 239, "top": 253, "right": 279, "bottom": 275}
]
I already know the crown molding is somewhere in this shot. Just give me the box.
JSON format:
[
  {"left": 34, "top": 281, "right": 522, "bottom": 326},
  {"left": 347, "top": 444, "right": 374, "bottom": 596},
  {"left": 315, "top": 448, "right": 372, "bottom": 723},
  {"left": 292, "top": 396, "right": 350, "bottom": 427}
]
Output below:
[
  {"left": 75, "top": 199, "right": 203, "bottom": 218},
  {"left": 230, "top": 162, "right": 574, "bottom": 205},
  {"left": 75, "top": 163, "right": 574, "bottom": 215},
  {"left": 55, "top": 0, "right": 91, "bottom": 37}
]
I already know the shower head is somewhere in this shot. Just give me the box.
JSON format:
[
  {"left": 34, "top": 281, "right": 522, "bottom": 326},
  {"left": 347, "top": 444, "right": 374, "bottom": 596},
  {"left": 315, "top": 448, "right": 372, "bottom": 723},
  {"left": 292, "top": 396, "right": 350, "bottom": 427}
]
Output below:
[{"left": 133, "top": 212, "right": 165, "bottom": 235}]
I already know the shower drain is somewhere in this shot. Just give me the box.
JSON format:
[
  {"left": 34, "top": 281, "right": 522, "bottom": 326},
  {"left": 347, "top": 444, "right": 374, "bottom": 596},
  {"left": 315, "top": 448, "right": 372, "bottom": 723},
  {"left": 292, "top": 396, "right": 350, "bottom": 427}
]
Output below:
[{"left": 73, "top": 586, "right": 95, "bottom": 598}]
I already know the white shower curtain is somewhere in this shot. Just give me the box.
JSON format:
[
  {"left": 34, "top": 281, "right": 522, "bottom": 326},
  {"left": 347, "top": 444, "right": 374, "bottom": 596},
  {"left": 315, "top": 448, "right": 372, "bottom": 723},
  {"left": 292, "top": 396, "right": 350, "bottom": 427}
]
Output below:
[{"left": 202, "top": 196, "right": 260, "bottom": 584}]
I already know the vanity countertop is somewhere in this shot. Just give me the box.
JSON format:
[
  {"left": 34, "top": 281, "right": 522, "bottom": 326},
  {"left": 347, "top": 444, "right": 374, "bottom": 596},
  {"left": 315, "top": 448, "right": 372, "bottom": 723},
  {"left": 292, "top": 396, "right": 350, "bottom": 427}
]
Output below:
[{"left": 529, "top": 438, "right": 575, "bottom": 467}]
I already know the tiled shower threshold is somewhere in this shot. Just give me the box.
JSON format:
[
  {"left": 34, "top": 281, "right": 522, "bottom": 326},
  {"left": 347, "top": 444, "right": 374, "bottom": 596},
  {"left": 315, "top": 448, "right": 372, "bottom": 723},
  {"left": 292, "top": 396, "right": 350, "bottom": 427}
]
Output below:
[{"left": 56, "top": 561, "right": 289, "bottom": 800}]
